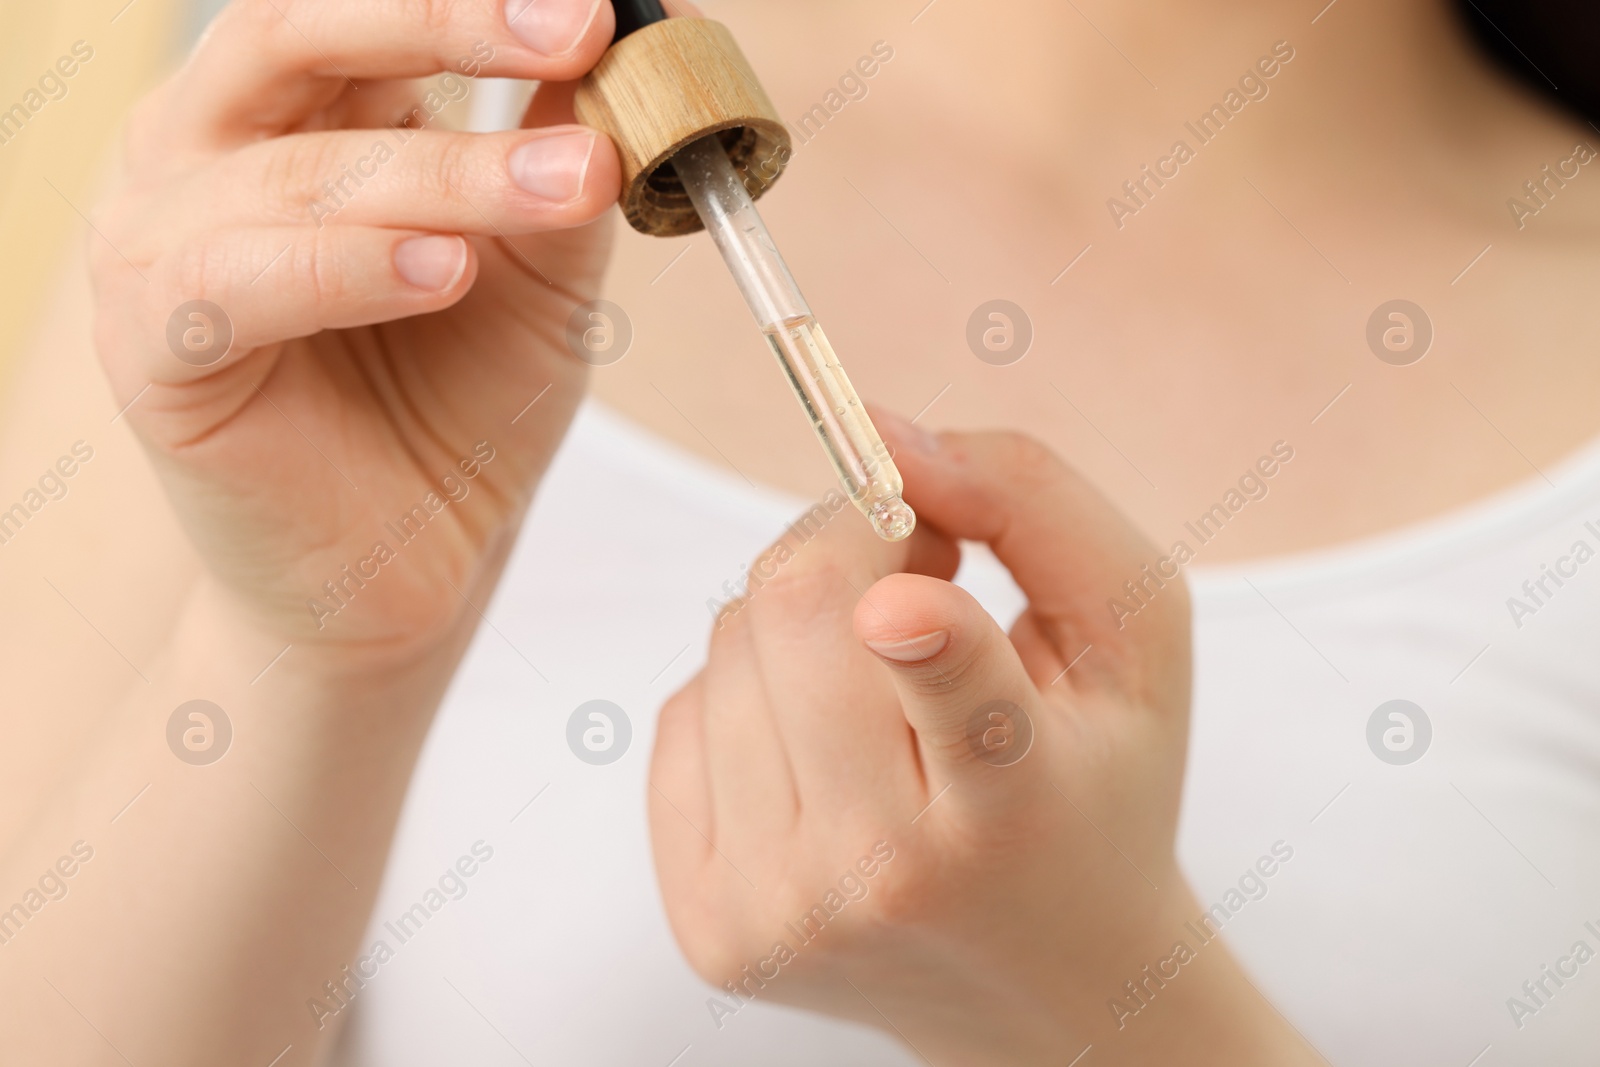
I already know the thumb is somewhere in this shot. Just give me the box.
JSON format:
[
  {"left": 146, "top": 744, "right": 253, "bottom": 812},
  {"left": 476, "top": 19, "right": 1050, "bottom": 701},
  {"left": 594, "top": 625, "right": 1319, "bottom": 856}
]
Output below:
[
  {"left": 871, "top": 410, "right": 1191, "bottom": 718},
  {"left": 854, "top": 572, "right": 1044, "bottom": 813}
]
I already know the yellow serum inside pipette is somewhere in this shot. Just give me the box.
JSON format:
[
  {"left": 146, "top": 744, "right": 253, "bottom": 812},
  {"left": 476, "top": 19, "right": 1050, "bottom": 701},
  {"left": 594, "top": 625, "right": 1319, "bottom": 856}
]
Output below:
[{"left": 761, "top": 316, "right": 916, "bottom": 542}]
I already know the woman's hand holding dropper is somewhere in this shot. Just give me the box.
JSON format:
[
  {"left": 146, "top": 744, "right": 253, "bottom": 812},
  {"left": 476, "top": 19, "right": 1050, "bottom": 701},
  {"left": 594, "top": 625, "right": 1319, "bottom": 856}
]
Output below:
[{"left": 2, "top": 3, "right": 627, "bottom": 1063}]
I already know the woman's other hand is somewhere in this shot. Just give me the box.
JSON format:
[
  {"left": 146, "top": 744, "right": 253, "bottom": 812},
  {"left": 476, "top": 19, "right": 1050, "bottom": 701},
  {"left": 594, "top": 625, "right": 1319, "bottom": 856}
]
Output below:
[{"left": 650, "top": 418, "right": 1320, "bottom": 1065}]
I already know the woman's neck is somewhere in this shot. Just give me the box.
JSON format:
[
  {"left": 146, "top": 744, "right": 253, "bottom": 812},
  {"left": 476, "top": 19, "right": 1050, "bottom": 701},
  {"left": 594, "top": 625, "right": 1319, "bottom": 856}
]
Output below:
[
  {"left": 861, "top": 0, "right": 1536, "bottom": 200},
  {"left": 592, "top": 0, "right": 1600, "bottom": 562}
]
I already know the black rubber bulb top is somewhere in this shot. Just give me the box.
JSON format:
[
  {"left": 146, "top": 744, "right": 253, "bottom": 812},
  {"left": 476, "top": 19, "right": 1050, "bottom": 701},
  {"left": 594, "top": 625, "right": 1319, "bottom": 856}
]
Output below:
[{"left": 612, "top": 0, "right": 668, "bottom": 40}]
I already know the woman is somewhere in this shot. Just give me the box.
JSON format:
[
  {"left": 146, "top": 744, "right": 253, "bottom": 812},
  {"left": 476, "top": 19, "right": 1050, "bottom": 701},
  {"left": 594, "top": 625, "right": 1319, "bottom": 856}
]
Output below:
[{"left": 0, "top": 0, "right": 1595, "bottom": 1064}]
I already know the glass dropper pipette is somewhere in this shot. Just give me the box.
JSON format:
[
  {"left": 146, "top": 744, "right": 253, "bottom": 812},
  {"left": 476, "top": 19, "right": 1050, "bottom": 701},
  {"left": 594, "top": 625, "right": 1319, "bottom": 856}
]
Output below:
[{"left": 671, "top": 134, "right": 916, "bottom": 542}]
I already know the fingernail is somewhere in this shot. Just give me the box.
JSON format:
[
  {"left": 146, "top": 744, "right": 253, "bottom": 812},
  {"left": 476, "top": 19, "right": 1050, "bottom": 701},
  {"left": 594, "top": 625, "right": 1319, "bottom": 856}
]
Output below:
[
  {"left": 505, "top": 0, "right": 598, "bottom": 57},
  {"left": 509, "top": 131, "right": 597, "bottom": 203},
  {"left": 394, "top": 235, "right": 468, "bottom": 291},
  {"left": 865, "top": 631, "right": 949, "bottom": 663},
  {"left": 874, "top": 408, "right": 939, "bottom": 455}
]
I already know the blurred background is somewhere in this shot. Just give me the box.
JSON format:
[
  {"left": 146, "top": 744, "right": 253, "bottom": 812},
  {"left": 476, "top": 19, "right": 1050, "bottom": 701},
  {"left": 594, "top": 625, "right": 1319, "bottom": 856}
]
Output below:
[{"left": 0, "top": 0, "right": 219, "bottom": 385}]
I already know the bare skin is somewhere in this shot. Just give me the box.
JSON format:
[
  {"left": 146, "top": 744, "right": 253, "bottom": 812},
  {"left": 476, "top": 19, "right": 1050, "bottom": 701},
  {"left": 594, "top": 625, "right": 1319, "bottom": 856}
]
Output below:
[
  {"left": 0, "top": 0, "right": 1593, "bottom": 1064},
  {"left": 593, "top": 0, "right": 1600, "bottom": 561}
]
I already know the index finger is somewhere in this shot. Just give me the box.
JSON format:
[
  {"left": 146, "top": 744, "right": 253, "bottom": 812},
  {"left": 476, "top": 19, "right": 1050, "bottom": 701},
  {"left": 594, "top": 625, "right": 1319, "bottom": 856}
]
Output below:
[
  {"left": 154, "top": 0, "right": 614, "bottom": 153},
  {"left": 729, "top": 492, "right": 958, "bottom": 810}
]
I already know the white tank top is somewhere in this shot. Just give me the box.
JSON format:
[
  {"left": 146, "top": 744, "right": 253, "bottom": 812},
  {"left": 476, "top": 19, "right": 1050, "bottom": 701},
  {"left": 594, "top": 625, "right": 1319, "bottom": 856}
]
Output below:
[{"left": 332, "top": 403, "right": 1600, "bottom": 1067}]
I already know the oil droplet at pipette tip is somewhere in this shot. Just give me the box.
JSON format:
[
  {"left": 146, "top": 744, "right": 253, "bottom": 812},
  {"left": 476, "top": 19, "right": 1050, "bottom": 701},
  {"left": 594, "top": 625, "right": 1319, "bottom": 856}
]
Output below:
[{"left": 869, "top": 496, "right": 917, "bottom": 542}]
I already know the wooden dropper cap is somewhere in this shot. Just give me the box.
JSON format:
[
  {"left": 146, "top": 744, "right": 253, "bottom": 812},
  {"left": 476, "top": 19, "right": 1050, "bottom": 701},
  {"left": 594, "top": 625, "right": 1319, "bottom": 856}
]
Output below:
[{"left": 573, "top": 2, "right": 792, "bottom": 237}]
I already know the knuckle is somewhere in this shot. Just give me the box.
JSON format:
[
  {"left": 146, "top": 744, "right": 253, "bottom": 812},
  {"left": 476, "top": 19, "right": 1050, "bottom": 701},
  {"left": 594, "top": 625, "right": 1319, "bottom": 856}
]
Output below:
[
  {"left": 167, "top": 234, "right": 233, "bottom": 304},
  {"left": 855, "top": 859, "right": 933, "bottom": 929},
  {"left": 707, "top": 598, "right": 750, "bottom": 650},
  {"left": 298, "top": 229, "right": 346, "bottom": 311},
  {"left": 654, "top": 684, "right": 700, "bottom": 747},
  {"left": 920, "top": 648, "right": 982, "bottom": 697},
  {"left": 995, "top": 431, "right": 1063, "bottom": 489},
  {"left": 257, "top": 134, "right": 344, "bottom": 224},
  {"left": 951, "top": 430, "right": 1071, "bottom": 508},
  {"left": 429, "top": 133, "right": 476, "bottom": 203},
  {"left": 748, "top": 562, "right": 850, "bottom": 627},
  {"left": 658, "top": 683, "right": 693, "bottom": 722},
  {"left": 416, "top": 0, "right": 462, "bottom": 41},
  {"left": 226, "top": 0, "right": 300, "bottom": 53}
]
